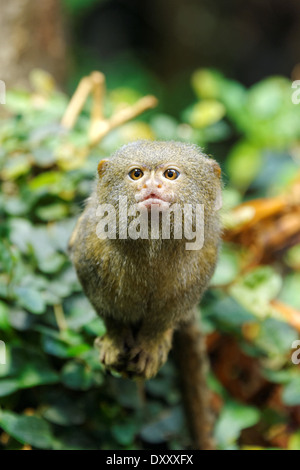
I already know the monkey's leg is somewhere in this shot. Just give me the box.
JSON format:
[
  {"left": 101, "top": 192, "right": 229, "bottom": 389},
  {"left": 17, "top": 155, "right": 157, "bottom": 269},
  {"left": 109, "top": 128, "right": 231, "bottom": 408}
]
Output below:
[
  {"left": 126, "top": 323, "right": 174, "bottom": 380},
  {"left": 95, "top": 318, "right": 135, "bottom": 372}
]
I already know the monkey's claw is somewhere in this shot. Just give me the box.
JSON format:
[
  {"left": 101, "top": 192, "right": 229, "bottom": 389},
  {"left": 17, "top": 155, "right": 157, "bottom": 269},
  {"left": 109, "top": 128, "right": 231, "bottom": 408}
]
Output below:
[
  {"left": 95, "top": 330, "right": 134, "bottom": 372},
  {"left": 95, "top": 329, "right": 173, "bottom": 380},
  {"left": 95, "top": 335, "right": 123, "bottom": 369},
  {"left": 126, "top": 330, "right": 173, "bottom": 380}
]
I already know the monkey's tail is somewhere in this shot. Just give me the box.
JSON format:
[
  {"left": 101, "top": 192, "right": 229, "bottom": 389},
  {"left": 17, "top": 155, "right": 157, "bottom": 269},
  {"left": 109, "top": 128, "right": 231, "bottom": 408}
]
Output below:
[{"left": 174, "top": 315, "right": 215, "bottom": 450}]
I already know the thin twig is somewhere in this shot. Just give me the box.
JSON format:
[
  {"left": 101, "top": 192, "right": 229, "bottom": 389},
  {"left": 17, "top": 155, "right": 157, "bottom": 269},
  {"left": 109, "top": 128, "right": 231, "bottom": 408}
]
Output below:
[
  {"left": 89, "top": 95, "right": 158, "bottom": 146},
  {"left": 61, "top": 71, "right": 158, "bottom": 150},
  {"left": 54, "top": 304, "right": 68, "bottom": 332},
  {"left": 90, "top": 71, "right": 105, "bottom": 122},
  {"left": 61, "top": 76, "right": 93, "bottom": 129},
  {"left": 136, "top": 379, "right": 147, "bottom": 406}
]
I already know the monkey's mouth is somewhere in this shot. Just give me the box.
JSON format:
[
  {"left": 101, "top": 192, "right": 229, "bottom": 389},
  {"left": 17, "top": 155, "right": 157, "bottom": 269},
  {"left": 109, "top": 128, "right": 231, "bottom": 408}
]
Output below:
[{"left": 137, "top": 193, "right": 170, "bottom": 210}]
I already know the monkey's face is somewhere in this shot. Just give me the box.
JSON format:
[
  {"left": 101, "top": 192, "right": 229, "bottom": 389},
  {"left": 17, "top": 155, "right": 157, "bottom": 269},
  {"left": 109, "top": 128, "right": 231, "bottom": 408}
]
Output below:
[
  {"left": 127, "top": 162, "right": 182, "bottom": 211},
  {"left": 98, "top": 160, "right": 185, "bottom": 210},
  {"left": 97, "top": 140, "right": 222, "bottom": 213}
]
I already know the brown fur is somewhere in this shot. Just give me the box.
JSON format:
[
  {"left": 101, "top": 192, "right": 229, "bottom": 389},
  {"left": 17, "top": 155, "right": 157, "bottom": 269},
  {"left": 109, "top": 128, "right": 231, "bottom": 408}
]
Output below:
[{"left": 69, "top": 140, "right": 222, "bottom": 379}]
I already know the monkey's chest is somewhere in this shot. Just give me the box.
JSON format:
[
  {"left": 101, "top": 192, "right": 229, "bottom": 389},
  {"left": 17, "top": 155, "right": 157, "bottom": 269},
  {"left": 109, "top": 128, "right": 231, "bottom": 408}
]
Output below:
[{"left": 92, "top": 250, "right": 201, "bottom": 323}]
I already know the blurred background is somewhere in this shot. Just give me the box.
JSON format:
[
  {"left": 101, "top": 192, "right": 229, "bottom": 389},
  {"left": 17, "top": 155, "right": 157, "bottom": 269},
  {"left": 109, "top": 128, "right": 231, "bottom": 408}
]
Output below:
[{"left": 1, "top": 0, "right": 300, "bottom": 450}]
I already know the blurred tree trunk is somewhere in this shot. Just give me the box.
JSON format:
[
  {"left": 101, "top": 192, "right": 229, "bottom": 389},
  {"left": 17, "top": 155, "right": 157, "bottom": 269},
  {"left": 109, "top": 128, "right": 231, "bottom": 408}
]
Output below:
[{"left": 0, "top": 0, "right": 67, "bottom": 88}]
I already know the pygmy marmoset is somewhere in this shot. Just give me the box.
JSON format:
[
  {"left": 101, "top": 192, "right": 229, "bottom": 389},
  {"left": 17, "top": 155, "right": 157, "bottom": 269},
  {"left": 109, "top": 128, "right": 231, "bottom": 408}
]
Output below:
[{"left": 69, "top": 140, "right": 222, "bottom": 379}]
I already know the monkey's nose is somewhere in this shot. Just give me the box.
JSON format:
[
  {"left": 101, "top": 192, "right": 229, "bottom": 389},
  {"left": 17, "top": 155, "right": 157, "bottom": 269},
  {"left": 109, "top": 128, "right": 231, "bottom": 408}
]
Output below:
[{"left": 143, "top": 178, "right": 162, "bottom": 189}]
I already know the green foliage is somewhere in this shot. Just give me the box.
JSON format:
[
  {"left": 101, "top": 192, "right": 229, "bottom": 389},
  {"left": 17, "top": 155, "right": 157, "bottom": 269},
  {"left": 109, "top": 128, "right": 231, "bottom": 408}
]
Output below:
[
  {"left": 0, "top": 66, "right": 300, "bottom": 450},
  {"left": 0, "top": 411, "right": 54, "bottom": 449},
  {"left": 215, "top": 401, "right": 260, "bottom": 449}
]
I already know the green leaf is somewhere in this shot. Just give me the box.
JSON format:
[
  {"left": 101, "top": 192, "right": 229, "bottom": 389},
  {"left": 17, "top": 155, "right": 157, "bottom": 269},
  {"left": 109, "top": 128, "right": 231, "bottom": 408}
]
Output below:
[
  {"left": 0, "top": 301, "right": 10, "bottom": 331},
  {"left": 38, "top": 252, "right": 66, "bottom": 274},
  {"left": 42, "top": 335, "right": 70, "bottom": 358},
  {"left": 17, "top": 354, "right": 59, "bottom": 388},
  {"left": 61, "top": 361, "right": 94, "bottom": 390},
  {"left": 282, "top": 377, "right": 300, "bottom": 406},
  {"left": 111, "top": 422, "right": 137, "bottom": 446},
  {"left": 36, "top": 203, "right": 69, "bottom": 221},
  {"left": 14, "top": 286, "right": 45, "bottom": 314},
  {"left": 32, "top": 147, "right": 55, "bottom": 167},
  {"left": 247, "top": 77, "right": 288, "bottom": 119},
  {"left": 1, "top": 155, "right": 31, "bottom": 180},
  {"left": 191, "top": 69, "right": 224, "bottom": 99},
  {"left": 66, "top": 344, "right": 91, "bottom": 357},
  {"left": 3, "top": 196, "right": 29, "bottom": 216},
  {"left": 9, "top": 218, "right": 33, "bottom": 253},
  {"left": 140, "top": 407, "right": 183, "bottom": 444},
  {"left": 18, "top": 367, "right": 58, "bottom": 388},
  {"left": 256, "top": 318, "right": 298, "bottom": 357},
  {"left": 66, "top": 296, "right": 97, "bottom": 330},
  {"left": 262, "top": 368, "right": 297, "bottom": 385},
  {"left": 28, "top": 171, "right": 63, "bottom": 191},
  {"left": 210, "top": 246, "right": 240, "bottom": 286},
  {"left": 288, "top": 431, "right": 300, "bottom": 450},
  {"left": 0, "top": 379, "right": 19, "bottom": 397},
  {"left": 0, "top": 410, "right": 54, "bottom": 449},
  {"left": 215, "top": 402, "right": 260, "bottom": 449},
  {"left": 3, "top": 347, "right": 59, "bottom": 388},
  {"left": 285, "top": 245, "right": 300, "bottom": 270},
  {"left": 188, "top": 100, "right": 225, "bottom": 129},
  {"left": 226, "top": 141, "right": 262, "bottom": 189},
  {"left": 150, "top": 115, "right": 178, "bottom": 140},
  {"left": 230, "top": 266, "right": 282, "bottom": 319},
  {"left": 205, "top": 296, "right": 255, "bottom": 330},
  {"left": 280, "top": 273, "right": 300, "bottom": 310},
  {"left": 83, "top": 317, "right": 106, "bottom": 337},
  {"left": 8, "top": 309, "right": 35, "bottom": 331},
  {"left": 5, "top": 90, "right": 31, "bottom": 113},
  {"left": 42, "top": 400, "right": 85, "bottom": 426}
]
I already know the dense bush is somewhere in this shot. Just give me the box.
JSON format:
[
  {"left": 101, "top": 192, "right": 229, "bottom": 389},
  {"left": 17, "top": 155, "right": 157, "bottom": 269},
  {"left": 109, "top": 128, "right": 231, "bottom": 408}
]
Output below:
[{"left": 1, "top": 68, "right": 300, "bottom": 449}]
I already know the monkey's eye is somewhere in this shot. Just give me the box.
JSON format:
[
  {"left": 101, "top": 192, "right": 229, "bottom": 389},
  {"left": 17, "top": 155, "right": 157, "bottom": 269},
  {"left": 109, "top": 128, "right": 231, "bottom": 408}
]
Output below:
[
  {"left": 164, "top": 169, "right": 180, "bottom": 180},
  {"left": 129, "top": 168, "right": 144, "bottom": 180}
]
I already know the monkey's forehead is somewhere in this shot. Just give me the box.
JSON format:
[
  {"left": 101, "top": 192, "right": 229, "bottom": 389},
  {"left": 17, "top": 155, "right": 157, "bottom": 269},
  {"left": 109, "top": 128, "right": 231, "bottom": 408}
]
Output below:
[{"left": 109, "top": 140, "right": 211, "bottom": 168}]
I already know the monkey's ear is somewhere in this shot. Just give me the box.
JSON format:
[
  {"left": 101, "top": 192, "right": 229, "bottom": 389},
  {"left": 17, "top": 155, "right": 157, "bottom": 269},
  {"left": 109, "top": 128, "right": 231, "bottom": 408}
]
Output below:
[
  {"left": 97, "top": 159, "right": 109, "bottom": 178},
  {"left": 210, "top": 160, "right": 221, "bottom": 179},
  {"left": 209, "top": 160, "right": 222, "bottom": 211}
]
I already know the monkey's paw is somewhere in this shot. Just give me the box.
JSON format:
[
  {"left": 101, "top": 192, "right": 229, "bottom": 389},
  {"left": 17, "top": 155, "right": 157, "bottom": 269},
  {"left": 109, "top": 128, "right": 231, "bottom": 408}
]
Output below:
[
  {"left": 126, "top": 330, "right": 173, "bottom": 380},
  {"left": 94, "top": 332, "right": 134, "bottom": 372}
]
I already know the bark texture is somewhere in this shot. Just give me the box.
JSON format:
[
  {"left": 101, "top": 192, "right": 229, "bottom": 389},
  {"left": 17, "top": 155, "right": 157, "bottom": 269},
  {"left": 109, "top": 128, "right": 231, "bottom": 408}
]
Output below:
[{"left": 0, "top": 0, "right": 67, "bottom": 88}]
